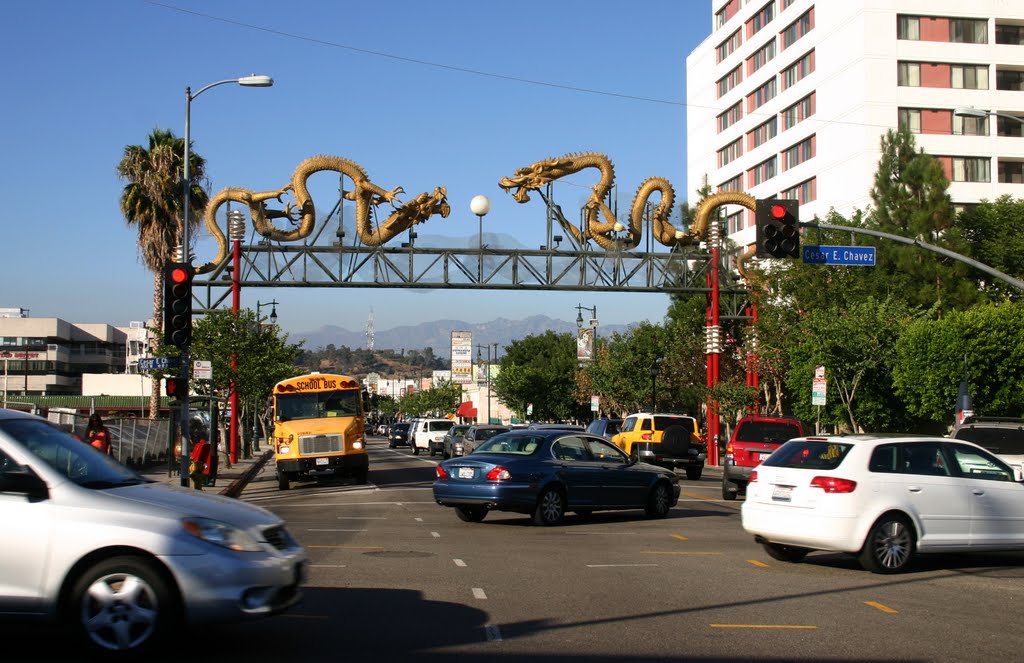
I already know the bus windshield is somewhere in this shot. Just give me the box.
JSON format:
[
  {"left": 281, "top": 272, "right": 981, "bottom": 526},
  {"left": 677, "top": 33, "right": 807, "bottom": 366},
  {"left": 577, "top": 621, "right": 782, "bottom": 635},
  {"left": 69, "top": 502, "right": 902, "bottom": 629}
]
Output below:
[{"left": 276, "top": 389, "right": 361, "bottom": 421}]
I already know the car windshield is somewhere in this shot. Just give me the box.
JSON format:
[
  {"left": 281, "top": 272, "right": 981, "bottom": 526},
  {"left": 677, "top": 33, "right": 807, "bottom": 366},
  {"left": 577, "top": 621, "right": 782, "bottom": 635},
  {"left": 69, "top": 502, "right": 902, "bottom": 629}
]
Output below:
[
  {"left": 276, "top": 389, "right": 361, "bottom": 421},
  {"left": 450, "top": 427, "right": 469, "bottom": 439},
  {"left": 475, "top": 434, "right": 544, "bottom": 455},
  {"left": 736, "top": 421, "right": 802, "bottom": 443},
  {"left": 761, "top": 440, "right": 853, "bottom": 471},
  {"left": 1, "top": 419, "right": 146, "bottom": 488},
  {"left": 476, "top": 428, "right": 509, "bottom": 441},
  {"left": 955, "top": 427, "right": 1024, "bottom": 455},
  {"left": 393, "top": 424, "right": 410, "bottom": 431}
]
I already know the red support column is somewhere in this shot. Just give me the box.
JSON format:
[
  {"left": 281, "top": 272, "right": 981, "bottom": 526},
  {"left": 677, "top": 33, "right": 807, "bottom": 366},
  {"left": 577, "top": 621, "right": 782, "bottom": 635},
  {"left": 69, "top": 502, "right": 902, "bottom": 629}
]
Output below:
[{"left": 229, "top": 236, "right": 240, "bottom": 464}]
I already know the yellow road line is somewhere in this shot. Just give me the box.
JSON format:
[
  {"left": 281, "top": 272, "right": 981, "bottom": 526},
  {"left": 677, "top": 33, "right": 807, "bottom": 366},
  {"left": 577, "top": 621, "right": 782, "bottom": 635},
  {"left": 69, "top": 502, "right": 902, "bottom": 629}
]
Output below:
[
  {"left": 864, "top": 601, "right": 898, "bottom": 613},
  {"left": 710, "top": 624, "right": 817, "bottom": 629},
  {"left": 671, "top": 534, "right": 689, "bottom": 541},
  {"left": 747, "top": 559, "right": 770, "bottom": 568},
  {"left": 641, "top": 551, "right": 722, "bottom": 555},
  {"left": 682, "top": 491, "right": 710, "bottom": 500},
  {"left": 306, "top": 545, "right": 384, "bottom": 550}
]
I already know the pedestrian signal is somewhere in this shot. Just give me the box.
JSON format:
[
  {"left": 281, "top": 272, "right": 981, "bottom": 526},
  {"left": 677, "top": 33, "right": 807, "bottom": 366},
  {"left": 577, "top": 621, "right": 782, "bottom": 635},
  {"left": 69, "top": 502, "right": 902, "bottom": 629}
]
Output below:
[
  {"left": 165, "top": 377, "right": 188, "bottom": 399},
  {"left": 163, "top": 262, "right": 194, "bottom": 348},
  {"left": 755, "top": 198, "right": 800, "bottom": 259}
]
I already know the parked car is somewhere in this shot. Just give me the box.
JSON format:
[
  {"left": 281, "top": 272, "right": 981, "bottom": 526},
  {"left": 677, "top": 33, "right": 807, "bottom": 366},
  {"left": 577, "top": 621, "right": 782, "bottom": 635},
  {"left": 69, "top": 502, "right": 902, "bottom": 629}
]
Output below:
[
  {"left": 0, "top": 408, "right": 307, "bottom": 656},
  {"left": 411, "top": 418, "right": 455, "bottom": 456},
  {"left": 388, "top": 422, "right": 412, "bottom": 448},
  {"left": 611, "top": 412, "right": 706, "bottom": 480},
  {"left": 741, "top": 434, "right": 1024, "bottom": 574},
  {"left": 586, "top": 417, "right": 623, "bottom": 440},
  {"left": 527, "top": 423, "right": 584, "bottom": 431},
  {"left": 722, "top": 415, "right": 805, "bottom": 500},
  {"left": 442, "top": 424, "right": 472, "bottom": 459},
  {"left": 952, "top": 416, "right": 1024, "bottom": 480},
  {"left": 433, "top": 429, "right": 680, "bottom": 525},
  {"left": 461, "top": 424, "right": 511, "bottom": 455}
]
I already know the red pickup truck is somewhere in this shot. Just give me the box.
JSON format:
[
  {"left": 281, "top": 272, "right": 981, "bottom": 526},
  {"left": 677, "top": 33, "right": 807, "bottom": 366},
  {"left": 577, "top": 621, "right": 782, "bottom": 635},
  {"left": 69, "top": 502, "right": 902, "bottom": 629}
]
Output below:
[{"left": 722, "top": 415, "right": 805, "bottom": 500}]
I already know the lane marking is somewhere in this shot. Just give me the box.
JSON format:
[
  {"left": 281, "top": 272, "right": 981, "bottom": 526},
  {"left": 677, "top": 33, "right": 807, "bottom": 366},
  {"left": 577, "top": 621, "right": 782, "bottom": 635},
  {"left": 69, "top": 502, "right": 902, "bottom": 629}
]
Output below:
[
  {"left": 307, "top": 528, "right": 367, "bottom": 532},
  {"left": 431, "top": 531, "right": 441, "bottom": 538},
  {"left": 453, "top": 559, "right": 467, "bottom": 567},
  {"left": 710, "top": 624, "right": 817, "bottom": 629},
  {"left": 307, "top": 545, "right": 384, "bottom": 550},
  {"left": 310, "top": 564, "right": 347, "bottom": 568},
  {"left": 415, "top": 517, "right": 424, "bottom": 522},
  {"left": 472, "top": 588, "right": 488, "bottom": 599},
  {"left": 864, "top": 601, "right": 898, "bottom": 613},
  {"left": 337, "top": 517, "right": 387, "bottom": 520},
  {"left": 682, "top": 492, "right": 712, "bottom": 500},
  {"left": 747, "top": 560, "right": 770, "bottom": 568},
  {"left": 485, "top": 624, "right": 502, "bottom": 641},
  {"left": 586, "top": 564, "right": 659, "bottom": 568},
  {"left": 671, "top": 534, "right": 689, "bottom": 541},
  {"left": 641, "top": 551, "right": 722, "bottom": 555}
]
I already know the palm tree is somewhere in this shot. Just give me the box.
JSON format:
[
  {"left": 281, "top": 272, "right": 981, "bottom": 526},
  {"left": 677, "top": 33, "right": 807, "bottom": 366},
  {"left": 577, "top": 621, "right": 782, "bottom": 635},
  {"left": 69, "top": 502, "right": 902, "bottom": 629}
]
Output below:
[{"left": 117, "top": 128, "right": 209, "bottom": 417}]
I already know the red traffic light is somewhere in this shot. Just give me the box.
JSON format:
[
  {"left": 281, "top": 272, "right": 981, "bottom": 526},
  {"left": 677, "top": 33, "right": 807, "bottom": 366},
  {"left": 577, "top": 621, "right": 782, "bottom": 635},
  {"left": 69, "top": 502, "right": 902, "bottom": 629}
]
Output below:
[
  {"left": 771, "top": 204, "right": 787, "bottom": 219},
  {"left": 169, "top": 267, "right": 191, "bottom": 284}
]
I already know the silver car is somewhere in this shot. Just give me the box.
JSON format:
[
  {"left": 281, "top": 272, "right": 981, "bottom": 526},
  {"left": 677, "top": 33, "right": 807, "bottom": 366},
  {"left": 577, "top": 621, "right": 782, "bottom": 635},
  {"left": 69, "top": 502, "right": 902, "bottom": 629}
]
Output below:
[{"left": 0, "top": 409, "right": 307, "bottom": 655}]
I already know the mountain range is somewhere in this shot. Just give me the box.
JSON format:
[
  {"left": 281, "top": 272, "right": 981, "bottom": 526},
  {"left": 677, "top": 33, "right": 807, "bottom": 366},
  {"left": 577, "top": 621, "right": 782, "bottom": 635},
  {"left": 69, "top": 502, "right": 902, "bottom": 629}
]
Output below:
[{"left": 292, "top": 315, "right": 630, "bottom": 359}]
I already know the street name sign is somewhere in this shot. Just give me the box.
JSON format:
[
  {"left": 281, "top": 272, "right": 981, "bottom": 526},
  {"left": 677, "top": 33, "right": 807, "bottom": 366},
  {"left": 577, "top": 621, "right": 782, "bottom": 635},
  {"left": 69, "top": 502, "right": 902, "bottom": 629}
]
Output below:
[
  {"left": 803, "top": 245, "right": 876, "bottom": 266},
  {"left": 137, "top": 357, "right": 180, "bottom": 371}
]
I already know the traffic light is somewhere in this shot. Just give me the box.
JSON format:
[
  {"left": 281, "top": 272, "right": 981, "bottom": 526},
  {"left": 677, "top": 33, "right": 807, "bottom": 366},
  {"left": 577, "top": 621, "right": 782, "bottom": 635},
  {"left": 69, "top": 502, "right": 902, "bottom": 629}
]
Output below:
[
  {"left": 165, "top": 377, "right": 188, "bottom": 400},
  {"left": 755, "top": 198, "right": 800, "bottom": 259},
  {"left": 163, "top": 261, "right": 194, "bottom": 348}
]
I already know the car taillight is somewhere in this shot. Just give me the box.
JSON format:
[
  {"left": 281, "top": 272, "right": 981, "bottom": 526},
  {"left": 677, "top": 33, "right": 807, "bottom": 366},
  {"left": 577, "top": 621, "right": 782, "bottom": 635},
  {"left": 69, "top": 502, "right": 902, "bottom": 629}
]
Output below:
[
  {"left": 810, "top": 476, "right": 857, "bottom": 493},
  {"left": 642, "top": 433, "right": 652, "bottom": 440},
  {"left": 749, "top": 470, "right": 758, "bottom": 483},
  {"left": 725, "top": 444, "right": 734, "bottom": 454},
  {"left": 436, "top": 465, "right": 448, "bottom": 479},
  {"left": 485, "top": 466, "right": 511, "bottom": 481}
]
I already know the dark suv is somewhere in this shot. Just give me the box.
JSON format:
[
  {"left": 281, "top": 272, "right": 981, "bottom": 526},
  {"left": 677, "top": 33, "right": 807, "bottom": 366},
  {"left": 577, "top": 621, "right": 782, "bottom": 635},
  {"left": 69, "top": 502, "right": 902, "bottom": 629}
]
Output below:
[
  {"left": 586, "top": 418, "right": 623, "bottom": 440},
  {"left": 388, "top": 422, "right": 411, "bottom": 449},
  {"left": 952, "top": 416, "right": 1024, "bottom": 480},
  {"left": 722, "top": 415, "right": 804, "bottom": 499}
]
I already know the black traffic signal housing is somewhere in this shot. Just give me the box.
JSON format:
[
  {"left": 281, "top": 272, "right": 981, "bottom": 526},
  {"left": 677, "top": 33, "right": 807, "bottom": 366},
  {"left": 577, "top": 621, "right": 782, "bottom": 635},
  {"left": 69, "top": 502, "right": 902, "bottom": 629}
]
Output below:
[
  {"left": 755, "top": 198, "right": 800, "bottom": 259},
  {"left": 165, "top": 377, "right": 188, "bottom": 400},
  {"left": 163, "top": 262, "right": 194, "bottom": 348}
]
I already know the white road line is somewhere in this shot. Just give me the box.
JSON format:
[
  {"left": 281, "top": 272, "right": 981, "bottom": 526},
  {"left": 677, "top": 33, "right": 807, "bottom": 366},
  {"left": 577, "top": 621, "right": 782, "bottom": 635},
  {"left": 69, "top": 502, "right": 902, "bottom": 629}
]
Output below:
[
  {"left": 310, "top": 564, "right": 347, "bottom": 568},
  {"left": 472, "top": 588, "right": 487, "bottom": 599},
  {"left": 586, "top": 564, "right": 660, "bottom": 568},
  {"left": 431, "top": 531, "right": 441, "bottom": 538},
  {"left": 414, "top": 517, "right": 424, "bottom": 522},
  {"left": 485, "top": 624, "right": 502, "bottom": 641},
  {"left": 453, "top": 559, "right": 467, "bottom": 567},
  {"left": 307, "top": 528, "right": 367, "bottom": 532}
]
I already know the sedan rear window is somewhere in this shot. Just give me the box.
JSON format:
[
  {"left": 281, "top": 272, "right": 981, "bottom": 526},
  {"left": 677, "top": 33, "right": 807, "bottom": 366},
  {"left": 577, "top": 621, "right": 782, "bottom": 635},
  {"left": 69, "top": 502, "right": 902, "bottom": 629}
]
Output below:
[
  {"left": 761, "top": 440, "right": 852, "bottom": 471},
  {"left": 476, "top": 434, "right": 544, "bottom": 454}
]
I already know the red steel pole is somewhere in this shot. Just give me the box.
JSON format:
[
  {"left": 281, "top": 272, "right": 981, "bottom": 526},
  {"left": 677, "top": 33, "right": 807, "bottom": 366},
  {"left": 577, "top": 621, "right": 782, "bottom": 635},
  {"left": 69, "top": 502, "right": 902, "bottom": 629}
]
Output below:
[{"left": 230, "top": 236, "right": 240, "bottom": 464}]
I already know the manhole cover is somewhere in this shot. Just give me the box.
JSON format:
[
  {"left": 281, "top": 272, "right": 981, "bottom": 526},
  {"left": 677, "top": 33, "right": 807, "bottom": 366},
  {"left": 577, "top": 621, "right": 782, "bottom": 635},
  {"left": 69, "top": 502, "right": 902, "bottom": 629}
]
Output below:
[{"left": 364, "top": 550, "right": 434, "bottom": 558}]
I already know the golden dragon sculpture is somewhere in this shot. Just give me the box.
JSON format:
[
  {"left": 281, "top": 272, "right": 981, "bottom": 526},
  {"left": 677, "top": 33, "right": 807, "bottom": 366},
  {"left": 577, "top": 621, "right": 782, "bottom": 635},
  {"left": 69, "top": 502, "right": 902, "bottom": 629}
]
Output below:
[
  {"left": 195, "top": 155, "right": 450, "bottom": 274},
  {"left": 498, "top": 152, "right": 689, "bottom": 250}
]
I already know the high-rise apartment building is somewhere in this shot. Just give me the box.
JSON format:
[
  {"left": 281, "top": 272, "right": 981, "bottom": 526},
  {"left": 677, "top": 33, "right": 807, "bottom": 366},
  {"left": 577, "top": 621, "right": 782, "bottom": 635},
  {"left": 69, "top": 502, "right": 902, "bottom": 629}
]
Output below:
[{"left": 686, "top": 0, "right": 1024, "bottom": 253}]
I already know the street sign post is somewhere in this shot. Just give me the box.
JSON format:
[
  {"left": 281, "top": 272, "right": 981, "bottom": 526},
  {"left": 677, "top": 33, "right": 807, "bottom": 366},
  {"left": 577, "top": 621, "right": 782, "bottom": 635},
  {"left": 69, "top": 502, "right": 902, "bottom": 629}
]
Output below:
[
  {"left": 193, "top": 360, "right": 213, "bottom": 380},
  {"left": 137, "top": 357, "right": 180, "bottom": 371},
  {"left": 802, "top": 245, "right": 876, "bottom": 266}
]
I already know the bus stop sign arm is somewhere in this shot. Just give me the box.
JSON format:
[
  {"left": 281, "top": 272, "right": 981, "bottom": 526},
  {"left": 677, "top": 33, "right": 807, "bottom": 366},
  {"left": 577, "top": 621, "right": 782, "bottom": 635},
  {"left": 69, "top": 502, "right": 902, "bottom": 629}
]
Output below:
[{"left": 802, "top": 221, "right": 1024, "bottom": 292}]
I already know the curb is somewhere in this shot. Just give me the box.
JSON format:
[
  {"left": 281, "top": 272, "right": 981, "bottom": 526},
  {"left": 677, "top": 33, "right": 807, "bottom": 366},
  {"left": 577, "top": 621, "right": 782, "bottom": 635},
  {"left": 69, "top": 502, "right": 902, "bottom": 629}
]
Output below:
[{"left": 218, "top": 450, "right": 274, "bottom": 498}]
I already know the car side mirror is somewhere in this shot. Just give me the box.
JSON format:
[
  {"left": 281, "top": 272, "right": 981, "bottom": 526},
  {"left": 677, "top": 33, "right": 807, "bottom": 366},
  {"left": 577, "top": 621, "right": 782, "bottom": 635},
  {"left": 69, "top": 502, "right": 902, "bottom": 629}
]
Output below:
[
  {"left": 625, "top": 454, "right": 639, "bottom": 467},
  {"left": 0, "top": 465, "right": 49, "bottom": 501}
]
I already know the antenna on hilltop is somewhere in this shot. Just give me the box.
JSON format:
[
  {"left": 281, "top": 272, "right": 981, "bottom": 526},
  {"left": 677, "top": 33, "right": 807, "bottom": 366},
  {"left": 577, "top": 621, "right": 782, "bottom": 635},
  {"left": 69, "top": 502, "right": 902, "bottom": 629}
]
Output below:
[{"left": 366, "top": 307, "right": 375, "bottom": 353}]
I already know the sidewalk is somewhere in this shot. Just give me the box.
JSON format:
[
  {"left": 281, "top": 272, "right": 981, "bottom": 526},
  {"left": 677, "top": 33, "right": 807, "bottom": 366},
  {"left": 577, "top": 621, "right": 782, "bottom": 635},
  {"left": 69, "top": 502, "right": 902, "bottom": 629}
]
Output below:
[{"left": 139, "top": 449, "right": 274, "bottom": 497}]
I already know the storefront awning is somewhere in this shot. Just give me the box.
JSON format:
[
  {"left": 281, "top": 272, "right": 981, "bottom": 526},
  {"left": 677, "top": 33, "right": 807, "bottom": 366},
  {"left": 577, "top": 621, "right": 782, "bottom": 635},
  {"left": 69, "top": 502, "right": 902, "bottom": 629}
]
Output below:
[{"left": 456, "top": 401, "right": 477, "bottom": 419}]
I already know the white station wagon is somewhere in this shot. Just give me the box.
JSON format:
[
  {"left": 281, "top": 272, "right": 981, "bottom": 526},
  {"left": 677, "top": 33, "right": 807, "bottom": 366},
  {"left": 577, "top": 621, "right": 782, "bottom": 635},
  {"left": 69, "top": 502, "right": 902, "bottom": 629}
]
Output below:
[{"left": 741, "top": 434, "right": 1024, "bottom": 573}]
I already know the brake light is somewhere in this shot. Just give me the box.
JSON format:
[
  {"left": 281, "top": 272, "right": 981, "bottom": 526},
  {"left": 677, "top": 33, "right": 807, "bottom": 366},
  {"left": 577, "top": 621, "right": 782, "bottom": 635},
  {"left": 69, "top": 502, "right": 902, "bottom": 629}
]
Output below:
[
  {"left": 485, "top": 466, "right": 511, "bottom": 481},
  {"left": 436, "top": 465, "right": 448, "bottom": 479},
  {"left": 725, "top": 444, "right": 734, "bottom": 454},
  {"left": 749, "top": 470, "right": 758, "bottom": 483},
  {"left": 642, "top": 433, "right": 652, "bottom": 440},
  {"left": 810, "top": 476, "right": 857, "bottom": 493}
]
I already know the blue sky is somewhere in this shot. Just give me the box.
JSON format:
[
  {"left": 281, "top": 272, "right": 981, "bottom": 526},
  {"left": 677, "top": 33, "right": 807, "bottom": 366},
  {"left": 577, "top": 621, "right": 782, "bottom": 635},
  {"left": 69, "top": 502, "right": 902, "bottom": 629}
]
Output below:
[{"left": 2, "top": 0, "right": 713, "bottom": 338}]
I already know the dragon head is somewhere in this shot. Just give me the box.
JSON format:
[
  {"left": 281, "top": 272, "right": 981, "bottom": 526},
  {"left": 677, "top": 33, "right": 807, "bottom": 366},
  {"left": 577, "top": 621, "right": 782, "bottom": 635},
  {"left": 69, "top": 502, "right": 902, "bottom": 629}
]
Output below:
[
  {"left": 499, "top": 157, "right": 573, "bottom": 204},
  {"left": 408, "top": 186, "right": 451, "bottom": 221}
]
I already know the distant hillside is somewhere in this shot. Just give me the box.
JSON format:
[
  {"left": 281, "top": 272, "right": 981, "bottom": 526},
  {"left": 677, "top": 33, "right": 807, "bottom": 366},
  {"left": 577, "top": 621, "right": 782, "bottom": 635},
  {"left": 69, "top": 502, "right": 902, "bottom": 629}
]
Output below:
[{"left": 293, "top": 315, "right": 630, "bottom": 359}]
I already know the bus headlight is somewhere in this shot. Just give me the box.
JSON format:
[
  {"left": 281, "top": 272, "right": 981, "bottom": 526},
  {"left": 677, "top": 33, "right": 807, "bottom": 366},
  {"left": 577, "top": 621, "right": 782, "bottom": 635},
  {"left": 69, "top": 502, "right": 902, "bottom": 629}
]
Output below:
[
  {"left": 352, "top": 440, "right": 364, "bottom": 449},
  {"left": 279, "top": 445, "right": 291, "bottom": 454}
]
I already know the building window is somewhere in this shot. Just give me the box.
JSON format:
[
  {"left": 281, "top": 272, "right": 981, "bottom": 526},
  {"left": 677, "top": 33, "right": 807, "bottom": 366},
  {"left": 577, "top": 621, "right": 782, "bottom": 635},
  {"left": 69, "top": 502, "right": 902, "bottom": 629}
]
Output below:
[
  {"left": 950, "top": 19, "right": 987, "bottom": 44},
  {"left": 952, "top": 157, "right": 991, "bottom": 182},
  {"left": 897, "top": 15, "right": 920, "bottom": 40},
  {"left": 997, "top": 69, "right": 1024, "bottom": 91},
  {"left": 781, "top": 50, "right": 814, "bottom": 89},
  {"left": 999, "top": 161, "right": 1024, "bottom": 184},
  {"left": 898, "top": 108, "right": 922, "bottom": 133},
  {"left": 952, "top": 64, "right": 989, "bottom": 89},
  {"left": 718, "top": 174, "right": 742, "bottom": 192},
  {"left": 716, "top": 0, "right": 739, "bottom": 29},
  {"left": 781, "top": 178, "right": 816, "bottom": 204},
  {"left": 898, "top": 61, "right": 921, "bottom": 87},
  {"left": 717, "top": 29, "right": 742, "bottom": 63},
  {"left": 781, "top": 92, "right": 815, "bottom": 131},
  {"left": 717, "top": 65, "right": 743, "bottom": 97},
  {"left": 748, "top": 117, "right": 778, "bottom": 149},
  {"left": 747, "top": 38, "right": 776, "bottom": 74},
  {"left": 783, "top": 135, "right": 815, "bottom": 169},
  {"left": 747, "top": 77, "right": 777, "bottom": 111},
  {"left": 996, "top": 24, "right": 1024, "bottom": 45},
  {"left": 953, "top": 112, "right": 988, "bottom": 136},
  {"left": 747, "top": 156, "right": 777, "bottom": 186},
  {"left": 780, "top": 0, "right": 796, "bottom": 10},
  {"left": 747, "top": 1, "right": 775, "bottom": 37},
  {"left": 998, "top": 114, "right": 1024, "bottom": 138},
  {"left": 718, "top": 102, "right": 743, "bottom": 132},
  {"left": 781, "top": 8, "right": 813, "bottom": 49},
  {"left": 718, "top": 139, "right": 743, "bottom": 168},
  {"left": 726, "top": 211, "right": 744, "bottom": 235}
]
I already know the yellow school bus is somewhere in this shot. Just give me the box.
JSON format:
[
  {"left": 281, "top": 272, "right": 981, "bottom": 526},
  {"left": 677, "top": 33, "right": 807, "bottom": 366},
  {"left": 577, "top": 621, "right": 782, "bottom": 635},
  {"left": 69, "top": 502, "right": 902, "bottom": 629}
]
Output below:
[{"left": 272, "top": 372, "right": 368, "bottom": 490}]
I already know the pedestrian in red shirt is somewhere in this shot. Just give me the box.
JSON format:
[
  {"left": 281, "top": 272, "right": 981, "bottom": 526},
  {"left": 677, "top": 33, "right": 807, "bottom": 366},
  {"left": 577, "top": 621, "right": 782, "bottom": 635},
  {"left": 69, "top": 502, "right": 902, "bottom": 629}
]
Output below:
[
  {"left": 85, "top": 413, "right": 113, "bottom": 455},
  {"left": 189, "top": 427, "right": 211, "bottom": 490}
]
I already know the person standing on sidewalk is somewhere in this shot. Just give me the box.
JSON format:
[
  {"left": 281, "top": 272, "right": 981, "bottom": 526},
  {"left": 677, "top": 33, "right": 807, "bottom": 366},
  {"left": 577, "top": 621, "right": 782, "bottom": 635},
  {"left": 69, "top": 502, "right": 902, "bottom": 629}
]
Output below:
[
  {"left": 188, "top": 427, "right": 212, "bottom": 490},
  {"left": 85, "top": 413, "right": 113, "bottom": 456}
]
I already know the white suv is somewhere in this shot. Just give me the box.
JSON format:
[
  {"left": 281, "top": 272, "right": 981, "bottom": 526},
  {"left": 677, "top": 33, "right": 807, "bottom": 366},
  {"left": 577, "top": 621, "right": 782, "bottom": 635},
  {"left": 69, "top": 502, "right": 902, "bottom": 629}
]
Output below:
[{"left": 410, "top": 418, "right": 453, "bottom": 456}]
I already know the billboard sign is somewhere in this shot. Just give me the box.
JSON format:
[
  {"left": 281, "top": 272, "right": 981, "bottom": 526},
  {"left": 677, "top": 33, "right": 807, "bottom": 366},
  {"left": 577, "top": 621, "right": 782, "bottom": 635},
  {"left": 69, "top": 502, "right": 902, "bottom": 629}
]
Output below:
[{"left": 451, "top": 331, "right": 473, "bottom": 385}]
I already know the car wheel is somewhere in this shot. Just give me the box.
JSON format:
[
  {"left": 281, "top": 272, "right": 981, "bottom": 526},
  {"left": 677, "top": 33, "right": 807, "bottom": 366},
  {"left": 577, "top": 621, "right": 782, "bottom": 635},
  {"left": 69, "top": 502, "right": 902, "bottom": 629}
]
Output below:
[
  {"left": 858, "top": 513, "right": 915, "bottom": 574},
  {"left": 533, "top": 487, "right": 566, "bottom": 526},
  {"left": 686, "top": 467, "right": 703, "bottom": 481},
  {"left": 454, "top": 506, "right": 488, "bottom": 523},
  {"left": 388, "top": 441, "right": 396, "bottom": 449},
  {"left": 762, "top": 542, "right": 810, "bottom": 563},
  {"left": 412, "top": 445, "right": 420, "bottom": 456},
  {"left": 67, "top": 555, "right": 178, "bottom": 655},
  {"left": 277, "top": 472, "right": 290, "bottom": 491},
  {"left": 429, "top": 445, "right": 436, "bottom": 457},
  {"left": 443, "top": 447, "right": 450, "bottom": 460},
  {"left": 722, "top": 478, "right": 738, "bottom": 500},
  {"left": 645, "top": 482, "right": 672, "bottom": 518}
]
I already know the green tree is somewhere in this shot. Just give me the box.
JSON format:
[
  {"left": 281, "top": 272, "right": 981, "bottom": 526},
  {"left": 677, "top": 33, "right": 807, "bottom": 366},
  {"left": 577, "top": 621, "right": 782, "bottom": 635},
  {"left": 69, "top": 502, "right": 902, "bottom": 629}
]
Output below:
[
  {"left": 956, "top": 195, "right": 1024, "bottom": 301},
  {"left": 117, "top": 129, "right": 209, "bottom": 417},
  {"left": 493, "top": 331, "right": 588, "bottom": 422},
  {"left": 894, "top": 301, "right": 1024, "bottom": 424}
]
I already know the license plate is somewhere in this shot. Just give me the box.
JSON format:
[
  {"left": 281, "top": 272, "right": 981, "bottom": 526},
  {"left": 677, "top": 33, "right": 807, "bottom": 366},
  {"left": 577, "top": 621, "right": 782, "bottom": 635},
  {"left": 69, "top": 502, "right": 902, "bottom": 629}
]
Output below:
[
  {"left": 759, "top": 452, "right": 772, "bottom": 461},
  {"left": 772, "top": 485, "right": 793, "bottom": 501},
  {"left": 316, "top": 457, "right": 329, "bottom": 466},
  {"left": 458, "top": 467, "right": 474, "bottom": 479}
]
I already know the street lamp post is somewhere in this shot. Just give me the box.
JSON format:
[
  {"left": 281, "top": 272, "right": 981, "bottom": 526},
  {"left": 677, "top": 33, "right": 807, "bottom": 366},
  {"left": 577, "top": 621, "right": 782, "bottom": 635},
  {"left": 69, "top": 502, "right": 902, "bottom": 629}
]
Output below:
[
  {"left": 177, "top": 74, "right": 274, "bottom": 487},
  {"left": 256, "top": 300, "right": 279, "bottom": 325},
  {"left": 470, "top": 195, "right": 491, "bottom": 282},
  {"left": 649, "top": 354, "right": 664, "bottom": 412}
]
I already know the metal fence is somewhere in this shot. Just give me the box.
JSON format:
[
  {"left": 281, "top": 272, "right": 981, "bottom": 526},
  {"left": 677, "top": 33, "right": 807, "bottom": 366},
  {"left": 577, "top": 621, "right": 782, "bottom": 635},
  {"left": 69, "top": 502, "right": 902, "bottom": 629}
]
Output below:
[{"left": 47, "top": 408, "right": 171, "bottom": 469}]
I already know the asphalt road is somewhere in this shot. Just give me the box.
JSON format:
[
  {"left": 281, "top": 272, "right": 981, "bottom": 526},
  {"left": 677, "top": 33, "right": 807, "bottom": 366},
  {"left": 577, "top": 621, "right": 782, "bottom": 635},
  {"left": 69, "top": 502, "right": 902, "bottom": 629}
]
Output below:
[{"left": 20, "top": 437, "right": 1024, "bottom": 662}]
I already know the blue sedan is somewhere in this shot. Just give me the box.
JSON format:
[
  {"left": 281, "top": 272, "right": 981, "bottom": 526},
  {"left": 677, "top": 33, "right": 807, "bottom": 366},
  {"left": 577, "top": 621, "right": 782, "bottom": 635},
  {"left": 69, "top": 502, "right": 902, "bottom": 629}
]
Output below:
[{"left": 433, "top": 429, "right": 681, "bottom": 525}]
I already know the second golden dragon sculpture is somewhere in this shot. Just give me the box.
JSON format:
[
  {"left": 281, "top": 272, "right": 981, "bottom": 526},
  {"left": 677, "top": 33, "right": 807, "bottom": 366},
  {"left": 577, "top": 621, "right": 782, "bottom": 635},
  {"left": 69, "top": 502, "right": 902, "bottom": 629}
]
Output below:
[{"left": 195, "top": 155, "right": 450, "bottom": 274}]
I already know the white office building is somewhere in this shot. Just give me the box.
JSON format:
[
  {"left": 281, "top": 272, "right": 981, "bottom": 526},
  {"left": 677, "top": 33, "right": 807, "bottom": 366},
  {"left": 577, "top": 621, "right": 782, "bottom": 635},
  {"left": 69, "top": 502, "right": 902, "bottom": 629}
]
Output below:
[{"left": 686, "top": 0, "right": 1024, "bottom": 254}]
